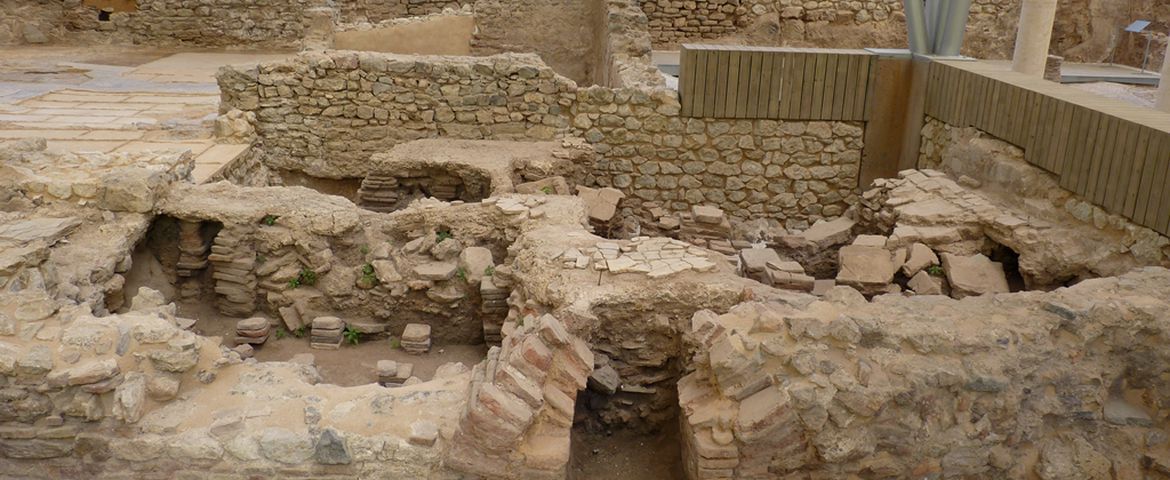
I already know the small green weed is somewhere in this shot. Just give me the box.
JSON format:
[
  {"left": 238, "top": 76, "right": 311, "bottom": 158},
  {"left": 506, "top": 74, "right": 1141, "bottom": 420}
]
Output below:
[
  {"left": 343, "top": 327, "right": 361, "bottom": 345},
  {"left": 274, "top": 327, "right": 287, "bottom": 340},
  {"left": 360, "top": 244, "right": 370, "bottom": 255},
  {"left": 361, "top": 263, "right": 379, "bottom": 286},
  {"left": 926, "top": 265, "right": 945, "bottom": 276},
  {"left": 484, "top": 265, "right": 495, "bottom": 277},
  {"left": 261, "top": 215, "right": 279, "bottom": 226},
  {"left": 455, "top": 267, "right": 467, "bottom": 282},
  {"left": 436, "top": 230, "right": 454, "bottom": 243},
  {"left": 288, "top": 267, "right": 319, "bottom": 289},
  {"left": 540, "top": 185, "right": 554, "bottom": 194},
  {"left": 293, "top": 326, "right": 308, "bottom": 338},
  {"left": 389, "top": 337, "right": 401, "bottom": 349}
]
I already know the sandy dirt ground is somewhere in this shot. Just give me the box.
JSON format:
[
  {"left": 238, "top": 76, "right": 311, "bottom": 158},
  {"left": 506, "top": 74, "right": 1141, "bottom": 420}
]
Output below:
[{"left": 570, "top": 421, "right": 685, "bottom": 480}]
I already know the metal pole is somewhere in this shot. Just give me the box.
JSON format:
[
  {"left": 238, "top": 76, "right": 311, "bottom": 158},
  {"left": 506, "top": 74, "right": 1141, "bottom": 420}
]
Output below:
[
  {"left": 935, "top": 0, "right": 973, "bottom": 56},
  {"left": 1142, "top": 33, "right": 1152, "bottom": 73},
  {"left": 904, "top": 0, "right": 930, "bottom": 55}
]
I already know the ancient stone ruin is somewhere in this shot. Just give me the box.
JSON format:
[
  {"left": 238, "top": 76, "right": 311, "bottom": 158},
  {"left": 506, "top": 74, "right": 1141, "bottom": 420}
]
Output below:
[{"left": 2, "top": 0, "right": 1170, "bottom": 479}]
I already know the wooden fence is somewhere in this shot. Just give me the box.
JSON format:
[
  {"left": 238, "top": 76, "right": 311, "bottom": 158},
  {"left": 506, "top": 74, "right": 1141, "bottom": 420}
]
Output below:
[
  {"left": 678, "top": 45, "right": 877, "bottom": 121},
  {"left": 925, "top": 59, "right": 1170, "bottom": 236}
]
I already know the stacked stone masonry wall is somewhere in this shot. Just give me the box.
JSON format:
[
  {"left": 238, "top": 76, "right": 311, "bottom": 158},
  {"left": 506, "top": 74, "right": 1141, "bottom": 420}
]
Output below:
[
  {"left": 679, "top": 271, "right": 1170, "bottom": 478},
  {"left": 640, "top": 0, "right": 777, "bottom": 46},
  {"left": 218, "top": 51, "right": 864, "bottom": 226},
  {"left": 338, "top": 0, "right": 472, "bottom": 23},
  {"left": 60, "top": 0, "right": 320, "bottom": 47}
]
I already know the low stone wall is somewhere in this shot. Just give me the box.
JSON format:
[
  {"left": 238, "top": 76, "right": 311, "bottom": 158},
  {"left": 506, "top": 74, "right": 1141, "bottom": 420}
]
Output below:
[
  {"left": 916, "top": 116, "right": 1170, "bottom": 278},
  {"left": 680, "top": 270, "right": 1170, "bottom": 478},
  {"left": 595, "top": 0, "right": 666, "bottom": 89},
  {"left": 338, "top": 0, "right": 470, "bottom": 23},
  {"left": 217, "top": 51, "right": 577, "bottom": 179},
  {"left": 576, "top": 89, "right": 862, "bottom": 227},
  {"left": 219, "top": 50, "right": 865, "bottom": 226},
  {"left": 639, "top": 0, "right": 776, "bottom": 47},
  {"left": 60, "top": 0, "right": 319, "bottom": 47}
]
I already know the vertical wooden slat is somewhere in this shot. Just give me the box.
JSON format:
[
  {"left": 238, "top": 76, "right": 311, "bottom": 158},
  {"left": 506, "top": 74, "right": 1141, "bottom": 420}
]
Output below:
[
  {"left": 808, "top": 53, "right": 828, "bottom": 120},
  {"left": 1142, "top": 133, "right": 1170, "bottom": 231},
  {"left": 804, "top": 52, "right": 821, "bottom": 118},
  {"left": 831, "top": 53, "right": 851, "bottom": 120},
  {"left": 1089, "top": 116, "right": 1120, "bottom": 205},
  {"left": 924, "top": 62, "right": 937, "bottom": 118},
  {"left": 821, "top": 54, "right": 841, "bottom": 120},
  {"left": 1008, "top": 86, "right": 1024, "bottom": 145},
  {"left": 1106, "top": 122, "right": 1139, "bottom": 213},
  {"left": 767, "top": 51, "right": 784, "bottom": 118},
  {"left": 679, "top": 47, "right": 695, "bottom": 117},
  {"left": 1133, "top": 132, "right": 1164, "bottom": 222},
  {"left": 1122, "top": 126, "right": 1152, "bottom": 218},
  {"left": 734, "top": 49, "right": 753, "bottom": 118},
  {"left": 782, "top": 53, "right": 803, "bottom": 118},
  {"left": 1026, "top": 89, "right": 1044, "bottom": 150},
  {"left": 751, "top": 50, "right": 769, "bottom": 118},
  {"left": 1029, "top": 95, "right": 1053, "bottom": 171},
  {"left": 1077, "top": 111, "right": 1106, "bottom": 196},
  {"left": 859, "top": 55, "right": 876, "bottom": 120},
  {"left": 843, "top": 54, "right": 861, "bottom": 120},
  {"left": 1155, "top": 137, "right": 1170, "bottom": 234},
  {"left": 1049, "top": 101, "right": 1073, "bottom": 175},
  {"left": 1071, "top": 107, "right": 1095, "bottom": 192},
  {"left": 724, "top": 50, "right": 743, "bottom": 118}
]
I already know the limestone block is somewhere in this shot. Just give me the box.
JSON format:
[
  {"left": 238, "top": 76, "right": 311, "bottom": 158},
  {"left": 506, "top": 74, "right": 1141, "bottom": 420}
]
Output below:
[
  {"left": 836, "top": 245, "right": 896, "bottom": 295},
  {"left": 902, "top": 243, "right": 940, "bottom": 277},
  {"left": 908, "top": 271, "right": 945, "bottom": 295},
  {"left": 941, "top": 253, "right": 1009, "bottom": 299},
  {"left": 458, "top": 247, "right": 494, "bottom": 285},
  {"left": 739, "top": 248, "right": 782, "bottom": 274},
  {"left": 414, "top": 262, "right": 457, "bottom": 281},
  {"left": 800, "top": 216, "right": 856, "bottom": 248}
]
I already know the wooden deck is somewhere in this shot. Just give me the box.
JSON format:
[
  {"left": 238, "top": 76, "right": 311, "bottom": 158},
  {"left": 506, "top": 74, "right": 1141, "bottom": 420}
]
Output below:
[{"left": 926, "top": 59, "right": 1170, "bottom": 236}]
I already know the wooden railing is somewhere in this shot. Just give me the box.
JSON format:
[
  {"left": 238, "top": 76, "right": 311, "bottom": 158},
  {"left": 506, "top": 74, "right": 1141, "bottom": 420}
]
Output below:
[
  {"left": 678, "top": 45, "right": 877, "bottom": 121},
  {"left": 925, "top": 59, "right": 1170, "bottom": 236}
]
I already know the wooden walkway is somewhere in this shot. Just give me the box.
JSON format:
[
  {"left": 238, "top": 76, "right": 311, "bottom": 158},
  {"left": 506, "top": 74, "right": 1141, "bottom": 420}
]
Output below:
[
  {"left": 925, "top": 59, "right": 1170, "bottom": 236},
  {"left": 678, "top": 45, "right": 877, "bottom": 121}
]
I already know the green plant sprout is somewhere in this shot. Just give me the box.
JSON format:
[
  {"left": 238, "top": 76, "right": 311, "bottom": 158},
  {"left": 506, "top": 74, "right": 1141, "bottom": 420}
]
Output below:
[
  {"left": 343, "top": 327, "right": 361, "bottom": 345},
  {"left": 436, "top": 230, "right": 454, "bottom": 242},
  {"left": 261, "top": 215, "right": 279, "bottom": 226}
]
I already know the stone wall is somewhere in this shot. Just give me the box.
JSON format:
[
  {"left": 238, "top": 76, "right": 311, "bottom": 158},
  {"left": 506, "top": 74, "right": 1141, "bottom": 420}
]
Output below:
[
  {"left": 60, "top": 0, "right": 319, "bottom": 47},
  {"left": 217, "top": 51, "right": 577, "bottom": 179},
  {"left": 470, "top": 0, "right": 601, "bottom": 86},
  {"left": 218, "top": 50, "right": 865, "bottom": 226},
  {"left": 0, "top": 0, "right": 63, "bottom": 45},
  {"left": 678, "top": 272, "right": 1170, "bottom": 478},
  {"left": 913, "top": 116, "right": 1170, "bottom": 279},
  {"left": 338, "top": 0, "right": 471, "bottom": 23},
  {"left": 447, "top": 313, "right": 593, "bottom": 479},
  {"left": 575, "top": 88, "right": 862, "bottom": 227},
  {"left": 595, "top": 0, "right": 667, "bottom": 89},
  {"left": 639, "top": 0, "right": 777, "bottom": 47}
]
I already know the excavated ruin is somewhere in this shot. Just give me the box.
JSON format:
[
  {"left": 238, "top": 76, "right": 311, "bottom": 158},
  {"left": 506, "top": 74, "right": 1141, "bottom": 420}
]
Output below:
[{"left": 2, "top": 1, "right": 1170, "bottom": 479}]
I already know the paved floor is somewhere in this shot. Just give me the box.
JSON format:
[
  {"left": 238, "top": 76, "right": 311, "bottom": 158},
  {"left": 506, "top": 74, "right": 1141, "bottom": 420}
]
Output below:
[{"left": 0, "top": 48, "right": 293, "bottom": 182}]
